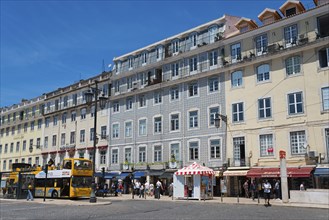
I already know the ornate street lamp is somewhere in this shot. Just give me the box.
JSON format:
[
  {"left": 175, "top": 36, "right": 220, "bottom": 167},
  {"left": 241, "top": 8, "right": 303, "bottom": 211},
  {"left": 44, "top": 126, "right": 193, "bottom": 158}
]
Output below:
[
  {"left": 214, "top": 113, "right": 227, "bottom": 128},
  {"left": 85, "top": 80, "right": 108, "bottom": 203}
]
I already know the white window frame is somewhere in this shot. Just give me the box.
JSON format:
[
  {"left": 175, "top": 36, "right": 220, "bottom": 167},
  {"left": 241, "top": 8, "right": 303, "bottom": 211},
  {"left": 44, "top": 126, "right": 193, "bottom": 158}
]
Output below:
[
  {"left": 154, "top": 91, "right": 162, "bottom": 105},
  {"left": 153, "top": 145, "right": 162, "bottom": 162},
  {"left": 209, "top": 138, "right": 221, "bottom": 159},
  {"left": 138, "top": 118, "right": 147, "bottom": 136},
  {"left": 170, "top": 113, "right": 180, "bottom": 132},
  {"left": 125, "top": 121, "right": 133, "bottom": 138},
  {"left": 285, "top": 56, "right": 301, "bottom": 76},
  {"left": 170, "top": 87, "right": 180, "bottom": 101},
  {"left": 111, "top": 148, "right": 119, "bottom": 164},
  {"left": 321, "top": 87, "right": 329, "bottom": 111},
  {"left": 287, "top": 92, "right": 303, "bottom": 115},
  {"left": 188, "top": 140, "right": 199, "bottom": 161},
  {"left": 138, "top": 146, "right": 147, "bottom": 163},
  {"left": 170, "top": 142, "right": 180, "bottom": 161},
  {"left": 259, "top": 134, "right": 274, "bottom": 157},
  {"left": 188, "top": 82, "right": 198, "bottom": 98},
  {"left": 153, "top": 116, "right": 162, "bottom": 134},
  {"left": 255, "top": 34, "right": 268, "bottom": 56},
  {"left": 232, "top": 102, "right": 244, "bottom": 123},
  {"left": 188, "top": 110, "right": 199, "bottom": 129},
  {"left": 257, "top": 64, "right": 270, "bottom": 82},
  {"left": 208, "top": 77, "right": 219, "bottom": 93},
  {"left": 112, "top": 123, "right": 119, "bottom": 139},
  {"left": 231, "top": 43, "right": 241, "bottom": 63},
  {"left": 290, "top": 131, "right": 306, "bottom": 155},
  {"left": 258, "top": 97, "right": 272, "bottom": 119}
]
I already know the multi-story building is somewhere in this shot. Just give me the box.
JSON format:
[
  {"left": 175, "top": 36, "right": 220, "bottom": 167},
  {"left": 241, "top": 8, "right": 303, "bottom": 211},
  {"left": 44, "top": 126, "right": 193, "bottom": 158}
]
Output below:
[
  {"left": 0, "top": 96, "right": 45, "bottom": 173},
  {"left": 109, "top": 15, "right": 241, "bottom": 188},
  {"left": 41, "top": 73, "right": 111, "bottom": 173},
  {"left": 110, "top": 0, "right": 329, "bottom": 194}
]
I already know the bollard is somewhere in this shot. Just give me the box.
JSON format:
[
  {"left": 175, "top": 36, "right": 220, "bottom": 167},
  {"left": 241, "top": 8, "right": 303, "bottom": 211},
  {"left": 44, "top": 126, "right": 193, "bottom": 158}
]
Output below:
[{"left": 221, "top": 193, "right": 223, "bottom": 202}]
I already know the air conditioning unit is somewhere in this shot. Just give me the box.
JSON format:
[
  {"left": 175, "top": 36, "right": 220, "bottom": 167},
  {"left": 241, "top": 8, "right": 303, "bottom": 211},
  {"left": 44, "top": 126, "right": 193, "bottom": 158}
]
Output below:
[{"left": 308, "top": 150, "right": 318, "bottom": 158}]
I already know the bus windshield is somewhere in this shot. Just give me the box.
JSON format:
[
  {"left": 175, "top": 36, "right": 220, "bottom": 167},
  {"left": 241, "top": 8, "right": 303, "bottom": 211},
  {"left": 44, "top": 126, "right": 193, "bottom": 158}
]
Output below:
[
  {"left": 71, "top": 176, "right": 92, "bottom": 188},
  {"left": 73, "top": 159, "right": 92, "bottom": 170}
]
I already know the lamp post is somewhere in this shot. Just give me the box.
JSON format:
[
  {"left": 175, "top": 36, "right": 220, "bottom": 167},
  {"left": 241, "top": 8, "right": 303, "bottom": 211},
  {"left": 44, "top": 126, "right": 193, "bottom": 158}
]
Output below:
[{"left": 85, "top": 80, "right": 108, "bottom": 203}]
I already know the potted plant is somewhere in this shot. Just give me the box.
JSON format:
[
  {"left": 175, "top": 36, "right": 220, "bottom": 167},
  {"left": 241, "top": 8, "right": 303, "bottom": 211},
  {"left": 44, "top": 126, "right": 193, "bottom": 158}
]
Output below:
[
  {"left": 169, "top": 154, "right": 177, "bottom": 168},
  {"left": 123, "top": 159, "right": 129, "bottom": 170}
]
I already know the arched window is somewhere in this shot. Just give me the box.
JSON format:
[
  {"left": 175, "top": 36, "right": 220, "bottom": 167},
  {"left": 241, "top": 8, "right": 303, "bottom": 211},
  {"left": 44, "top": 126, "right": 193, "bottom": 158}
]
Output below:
[
  {"left": 257, "top": 64, "right": 270, "bottom": 82},
  {"left": 231, "top": 71, "right": 243, "bottom": 87}
]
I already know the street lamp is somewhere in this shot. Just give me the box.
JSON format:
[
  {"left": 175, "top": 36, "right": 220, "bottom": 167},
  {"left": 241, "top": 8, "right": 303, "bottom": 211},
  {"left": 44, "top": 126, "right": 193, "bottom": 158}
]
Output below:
[
  {"left": 85, "top": 80, "right": 108, "bottom": 203},
  {"left": 214, "top": 113, "right": 227, "bottom": 128}
]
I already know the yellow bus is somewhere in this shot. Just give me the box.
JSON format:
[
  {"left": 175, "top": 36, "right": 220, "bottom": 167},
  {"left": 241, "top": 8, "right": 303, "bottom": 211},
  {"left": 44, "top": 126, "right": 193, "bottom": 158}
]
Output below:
[{"left": 31, "top": 158, "right": 93, "bottom": 199}]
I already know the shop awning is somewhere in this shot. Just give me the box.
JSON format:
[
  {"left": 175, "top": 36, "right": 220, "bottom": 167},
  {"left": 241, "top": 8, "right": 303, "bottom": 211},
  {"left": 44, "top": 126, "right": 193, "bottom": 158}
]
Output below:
[
  {"left": 104, "top": 172, "right": 120, "bottom": 179},
  {"left": 223, "top": 170, "right": 248, "bottom": 176},
  {"left": 175, "top": 162, "right": 215, "bottom": 175},
  {"left": 247, "top": 167, "right": 314, "bottom": 178},
  {"left": 148, "top": 170, "right": 164, "bottom": 176},
  {"left": 314, "top": 167, "right": 329, "bottom": 177},
  {"left": 115, "top": 172, "right": 131, "bottom": 180},
  {"left": 133, "top": 171, "right": 146, "bottom": 179},
  {"left": 159, "top": 171, "right": 175, "bottom": 179}
]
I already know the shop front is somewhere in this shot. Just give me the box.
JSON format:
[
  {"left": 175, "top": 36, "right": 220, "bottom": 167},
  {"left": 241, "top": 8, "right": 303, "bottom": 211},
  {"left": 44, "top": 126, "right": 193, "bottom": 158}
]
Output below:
[
  {"left": 314, "top": 166, "right": 329, "bottom": 189},
  {"left": 223, "top": 168, "right": 249, "bottom": 197}
]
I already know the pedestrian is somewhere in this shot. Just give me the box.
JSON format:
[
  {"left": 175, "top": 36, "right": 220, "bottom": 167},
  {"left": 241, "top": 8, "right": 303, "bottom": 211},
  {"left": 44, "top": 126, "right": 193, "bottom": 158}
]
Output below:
[
  {"left": 274, "top": 180, "right": 281, "bottom": 199},
  {"left": 117, "top": 182, "right": 123, "bottom": 196},
  {"left": 169, "top": 182, "right": 174, "bottom": 197},
  {"left": 149, "top": 183, "right": 154, "bottom": 196},
  {"left": 139, "top": 184, "right": 144, "bottom": 198},
  {"left": 243, "top": 180, "right": 249, "bottom": 198},
  {"left": 144, "top": 181, "right": 150, "bottom": 197},
  {"left": 26, "top": 183, "right": 34, "bottom": 201},
  {"left": 300, "top": 182, "right": 306, "bottom": 191},
  {"left": 250, "top": 180, "right": 256, "bottom": 201},
  {"left": 263, "top": 179, "right": 272, "bottom": 206},
  {"left": 135, "top": 180, "right": 141, "bottom": 196},
  {"left": 155, "top": 180, "right": 162, "bottom": 199}
]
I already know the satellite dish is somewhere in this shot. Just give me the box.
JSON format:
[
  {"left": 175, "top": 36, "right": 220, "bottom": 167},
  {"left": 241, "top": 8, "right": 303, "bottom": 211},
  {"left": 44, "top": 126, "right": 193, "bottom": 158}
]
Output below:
[{"left": 108, "top": 64, "right": 112, "bottom": 68}]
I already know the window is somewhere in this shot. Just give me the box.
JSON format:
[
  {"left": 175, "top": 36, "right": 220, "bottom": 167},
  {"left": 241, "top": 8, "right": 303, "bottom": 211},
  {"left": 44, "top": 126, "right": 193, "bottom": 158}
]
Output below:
[
  {"left": 171, "top": 62, "right": 179, "bottom": 77},
  {"left": 52, "top": 135, "right": 57, "bottom": 146},
  {"left": 114, "top": 80, "right": 120, "bottom": 93},
  {"left": 154, "top": 91, "right": 162, "bottom": 104},
  {"left": 258, "top": 97, "right": 272, "bottom": 119},
  {"left": 113, "top": 102, "right": 119, "bottom": 113},
  {"left": 322, "top": 87, "right": 329, "bottom": 111},
  {"left": 101, "top": 126, "right": 107, "bottom": 139},
  {"left": 139, "top": 95, "right": 146, "bottom": 108},
  {"left": 231, "top": 71, "right": 243, "bottom": 87},
  {"left": 286, "top": 7, "right": 296, "bottom": 17},
  {"left": 210, "top": 139, "right": 221, "bottom": 159},
  {"left": 170, "top": 87, "right": 179, "bottom": 101},
  {"left": 232, "top": 102, "right": 244, "bottom": 122},
  {"left": 156, "top": 47, "right": 161, "bottom": 60},
  {"left": 125, "top": 121, "right": 132, "bottom": 138},
  {"left": 0, "top": 145, "right": 2, "bottom": 154},
  {"left": 16, "top": 142, "right": 20, "bottom": 152},
  {"left": 3, "top": 160, "right": 6, "bottom": 170},
  {"left": 209, "top": 50, "right": 218, "bottom": 66},
  {"left": 257, "top": 64, "right": 270, "bottom": 82},
  {"left": 30, "top": 121, "right": 34, "bottom": 131},
  {"left": 189, "top": 57, "right": 198, "bottom": 72},
  {"left": 111, "top": 149, "right": 118, "bottom": 164},
  {"left": 29, "top": 140, "right": 33, "bottom": 152},
  {"left": 260, "top": 134, "right": 274, "bottom": 157},
  {"left": 80, "top": 130, "right": 85, "bottom": 143},
  {"left": 81, "top": 108, "right": 86, "bottom": 119},
  {"left": 44, "top": 137, "right": 48, "bottom": 149},
  {"left": 128, "top": 57, "right": 133, "bottom": 69},
  {"left": 154, "top": 116, "right": 162, "bottom": 133},
  {"left": 170, "top": 114, "right": 179, "bottom": 131},
  {"left": 35, "top": 157, "right": 39, "bottom": 166},
  {"left": 285, "top": 56, "right": 301, "bottom": 75},
  {"left": 37, "top": 119, "right": 42, "bottom": 129},
  {"left": 4, "top": 144, "right": 8, "bottom": 153},
  {"left": 319, "top": 47, "right": 329, "bottom": 68},
  {"left": 288, "top": 92, "right": 303, "bottom": 115},
  {"left": 23, "top": 141, "right": 26, "bottom": 151},
  {"left": 53, "top": 115, "right": 58, "bottom": 125},
  {"left": 100, "top": 151, "right": 106, "bottom": 164},
  {"left": 61, "top": 133, "right": 66, "bottom": 145},
  {"left": 127, "top": 77, "right": 133, "bottom": 89},
  {"left": 231, "top": 43, "right": 241, "bottom": 63},
  {"left": 209, "top": 77, "right": 219, "bottom": 92},
  {"left": 125, "top": 148, "right": 132, "bottom": 162},
  {"left": 290, "top": 131, "right": 306, "bottom": 155},
  {"left": 71, "top": 111, "right": 76, "bottom": 122},
  {"left": 24, "top": 123, "right": 28, "bottom": 132},
  {"left": 72, "top": 93, "right": 78, "bottom": 106},
  {"left": 170, "top": 143, "right": 180, "bottom": 161},
  {"left": 172, "top": 40, "right": 179, "bottom": 54},
  {"left": 126, "top": 98, "right": 133, "bottom": 110},
  {"left": 209, "top": 107, "right": 220, "bottom": 126},
  {"left": 189, "top": 111, "right": 198, "bottom": 128},
  {"left": 62, "top": 112, "right": 67, "bottom": 124},
  {"left": 10, "top": 143, "right": 14, "bottom": 153},
  {"left": 284, "top": 24, "right": 298, "bottom": 47},
  {"left": 91, "top": 106, "right": 95, "bottom": 117},
  {"left": 63, "top": 96, "right": 68, "bottom": 107},
  {"left": 142, "top": 52, "right": 147, "bottom": 64},
  {"left": 139, "top": 72, "right": 147, "bottom": 86},
  {"left": 154, "top": 145, "right": 162, "bottom": 162},
  {"left": 188, "top": 82, "right": 198, "bottom": 97},
  {"left": 189, "top": 141, "right": 199, "bottom": 160},
  {"left": 209, "top": 25, "right": 218, "bottom": 43},
  {"left": 36, "top": 138, "right": 41, "bottom": 148},
  {"left": 11, "top": 127, "right": 15, "bottom": 135},
  {"left": 112, "top": 124, "right": 119, "bottom": 138},
  {"left": 233, "top": 137, "right": 245, "bottom": 164},
  {"left": 255, "top": 34, "right": 268, "bottom": 55},
  {"left": 70, "top": 131, "right": 76, "bottom": 144},
  {"left": 90, "top": 128, "right": 94, "bottom": 141},
  {"left": 139, "top": 119, "right": 147, "bottom": 136},
  {"left": 139, "top": 147, "right": 146, "bottom": 163}
]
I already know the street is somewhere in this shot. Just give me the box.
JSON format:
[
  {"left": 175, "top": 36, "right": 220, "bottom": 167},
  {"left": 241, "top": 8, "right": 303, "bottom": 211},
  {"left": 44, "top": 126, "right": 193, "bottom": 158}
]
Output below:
[{"left": 0, "top": 199, "right": 328, "bottom": 220}]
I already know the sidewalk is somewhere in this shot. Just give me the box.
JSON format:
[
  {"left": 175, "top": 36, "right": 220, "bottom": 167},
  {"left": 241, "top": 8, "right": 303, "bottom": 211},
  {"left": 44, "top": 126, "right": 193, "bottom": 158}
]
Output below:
[
  {"left": 106, "top": 194, "right": 329, "bottom": 209},
  {"left": 1, "top": 194, "right": 328, "bottom": 209}
]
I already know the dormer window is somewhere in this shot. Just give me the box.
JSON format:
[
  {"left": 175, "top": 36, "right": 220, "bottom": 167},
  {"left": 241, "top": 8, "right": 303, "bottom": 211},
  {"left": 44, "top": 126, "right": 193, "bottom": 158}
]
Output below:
[
  {"left": 286, "top": 7, "right": 296, "bottom": 17},
  {"left": 240, "top": 26, "right": 249, "bottom": 33},
  {"left": 190, "top": 33, "right": 198, "bottom": 49},
  {"left": 172, "top": 40, "right": 179, "bottom": 54},
  {"left": 279, "top": 0, "right": 305, "bottom": 17},
  {"left": 258, "top": 8, "right": 282, "bottom": 25},
  {"left": 142, "top": 52, "right": 147, "bottom": 65},
  {"left": 209, "top": 25, "right": 218, "bottom": 43},
  {"left": 156, "top": 46, "right": 163, "bottom": 61},
  {"left": 128, "top": 57, "right": 133, "bottom": 69}
]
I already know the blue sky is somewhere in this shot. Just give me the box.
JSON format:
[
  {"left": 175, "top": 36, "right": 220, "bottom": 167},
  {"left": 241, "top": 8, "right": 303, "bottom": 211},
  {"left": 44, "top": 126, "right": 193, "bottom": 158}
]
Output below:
[{"left": 0, "top": 0, "right": 315, "bottom": 108}]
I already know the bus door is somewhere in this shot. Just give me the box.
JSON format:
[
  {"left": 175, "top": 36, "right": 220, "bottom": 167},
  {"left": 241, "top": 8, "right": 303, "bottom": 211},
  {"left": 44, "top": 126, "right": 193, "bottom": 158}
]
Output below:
[{"left": 61, "top": 178, "right": 71, "bottom": 197}]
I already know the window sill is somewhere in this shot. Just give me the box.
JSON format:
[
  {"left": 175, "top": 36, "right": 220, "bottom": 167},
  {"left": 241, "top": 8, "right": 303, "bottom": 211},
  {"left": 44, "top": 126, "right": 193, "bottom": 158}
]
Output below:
[
  {"left": 317, "top": 66, "right": 329, "bottom": 72},
  {"left": 320, "top": 110, "right": 329, "bottom": 114},
  {"left": 286, "top": 113, "right": 305, "bottom": 119}
]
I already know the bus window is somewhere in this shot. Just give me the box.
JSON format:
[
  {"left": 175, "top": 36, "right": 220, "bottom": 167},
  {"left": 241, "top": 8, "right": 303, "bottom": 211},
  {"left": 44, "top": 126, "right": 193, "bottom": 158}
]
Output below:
[
  {"left": 63, "top": 161, "right": 72, "bottom": 169},
  {"left": 72, "top": 176, "right": 92, "bottom": 188}
]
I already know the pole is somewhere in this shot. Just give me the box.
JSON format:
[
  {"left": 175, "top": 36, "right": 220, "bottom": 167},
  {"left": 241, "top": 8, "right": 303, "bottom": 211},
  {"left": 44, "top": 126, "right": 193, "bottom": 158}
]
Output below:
[
  {"left": 90, "top": 81, "right": 99, "bottom": 203},
  {"left": 280, "top": 150, "right": 289, "bottom": 203},
  {"left": 43, "top": 165, "right": 48, "bottom": 202}
]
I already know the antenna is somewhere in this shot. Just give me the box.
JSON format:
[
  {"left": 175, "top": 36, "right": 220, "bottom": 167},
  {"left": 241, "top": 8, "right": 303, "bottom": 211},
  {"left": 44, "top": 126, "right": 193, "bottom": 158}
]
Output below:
[{"left": 102, "top": 59, "right": 105, "bottom": 72}]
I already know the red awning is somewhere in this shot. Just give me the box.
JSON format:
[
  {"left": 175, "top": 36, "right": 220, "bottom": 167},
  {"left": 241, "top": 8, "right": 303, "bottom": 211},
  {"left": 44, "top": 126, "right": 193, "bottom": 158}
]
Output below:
[
  {"left": 41, "top": 152, "right": 49, "bottom": 155},
  {"left": 247, "top": 167, "right": 314, "bottom": 178}
]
